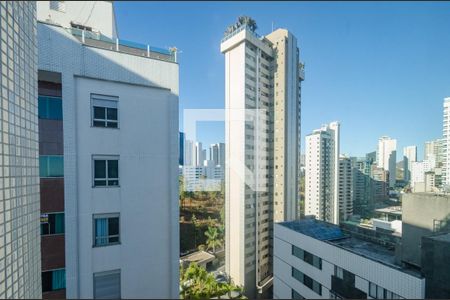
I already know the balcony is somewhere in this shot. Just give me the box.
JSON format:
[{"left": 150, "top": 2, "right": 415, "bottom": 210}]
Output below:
[
  {"left": 299, "top": 62, "right": 305, "bottom": 80},
  {"left": 66, "top": 27, "right": 176, "bottom": 63}
]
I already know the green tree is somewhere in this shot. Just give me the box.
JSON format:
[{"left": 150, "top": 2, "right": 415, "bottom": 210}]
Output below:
[
  {"left": 180, "top": 263, "right": 244, "bottom": 299},
  {"left": 191, "top": 214, "right": 200, "bottom": 248},
  {"left": 204, "top": 226, "right": 223, "bottom": 254}
]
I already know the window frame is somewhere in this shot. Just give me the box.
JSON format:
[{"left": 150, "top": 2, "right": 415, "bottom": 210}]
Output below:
[
  {"left": 92, "top": 155, "right": 120, "bottom": 187},
  {"left": 90, "top": 94, "right": 119, "bottom": 129},
  {"left": 42, "top": 268, "right": 66, "bottom": 292},
  {"left": 93, "top": 269, "right": 121, "bottom": 299},
  {"left": 93, "top": 213, "right": 120, "bottom": 247},
  {"left": 40, "top": 212, "right": 65, "bottom": 236}
]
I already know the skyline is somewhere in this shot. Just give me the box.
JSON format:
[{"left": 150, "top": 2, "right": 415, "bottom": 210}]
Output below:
[{"left": 114, "top": 1, "right": 450, "bottom": 159}]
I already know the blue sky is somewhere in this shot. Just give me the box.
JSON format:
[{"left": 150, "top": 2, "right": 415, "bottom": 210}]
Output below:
[{"left": 115, "top": 1, "right": 450, "bottom": 160}]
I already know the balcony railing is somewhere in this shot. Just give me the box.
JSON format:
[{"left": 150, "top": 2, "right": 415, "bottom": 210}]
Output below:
[
  {"left": 67, "top": 27, "right": 176, "bottom": 63},
  {"left": 221, "top": 25, "right": 261, "bottom": 43}
]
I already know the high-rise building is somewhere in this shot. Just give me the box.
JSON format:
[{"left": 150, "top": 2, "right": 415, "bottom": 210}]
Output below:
[
  {"left": 442, "top": 98, "right": 450, "bottom": 187},
  {"left": 402, "top": 145, "right": 417, "bottom": 182},
  {"left": 425, "top": 138, "right": 444, "bottom": 164},
  {"left": 179, "top": 132, "right": 185, "bottom": 165},
  {"left": 221, "top": 19, "right": 304, "bottom": 297},
  {"left": 210, "top": 143, "right": 225, "bottom": 167},
  {"left": 305, "top": 122, "right": 340, "bottom": 224},
  {"left": 37, "top": 2, "right": 179, "bottom": 298},
  {"left": 184, "top": 140, "right": 195, "bottom": 166},
  {"left": 377, "top": 136, "right": 397, "bottom": 188},
  {"left": 0, "top": 2, "right": 42, "bottom": 298},
  {"left": 338, "top": 156, "right": 353, "bottom": 222},
  {"left": 195, "top": 142, "right": 203, "bottom": 167}
]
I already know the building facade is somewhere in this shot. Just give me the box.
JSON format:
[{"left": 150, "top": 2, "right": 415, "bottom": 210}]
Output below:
[
  {"left": 221, "top": 21, "right": 304, "bottom": 297},
  {"left": 179, "top": 132, "right": 185, "bottom": 165},
  {"left": 443, "top": 98, "right": 450, "bottom": 187},
  {"left": 403, "top": 146, "right": 417, "bottom": 183},
  {"left": 377, "top": 136, "right": 397, "bottom": 188},
  {"left": 37, "top": 1, "right": 179, "bottom": 298},
  {"left": 0, "top": 2, "right": 42, "bottom": 298},
  {"left": 305, "top": 122, "right": 340, "bottom": 224},
  {"left": 273, "top": 219, "right": 425, "bottom": 299},
  {"left": 338, "top": 156, "right": 353, "bottom": 222}
]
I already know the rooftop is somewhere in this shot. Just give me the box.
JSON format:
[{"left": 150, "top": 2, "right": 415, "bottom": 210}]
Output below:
[
  {"left": 279, "top": 218, "right": 421, "bottom": 277},
  {"left": 180, "top": 250, "right": 215, "bottom": 265},
  {"left": 375, "top": 206, "right": 403, "bottom": 216},
  {"left": 39, "top": 21, "right": 176, "bottom": 63},
  {"left": 427, "top": 232, "right": 450, "bottom": 242}
]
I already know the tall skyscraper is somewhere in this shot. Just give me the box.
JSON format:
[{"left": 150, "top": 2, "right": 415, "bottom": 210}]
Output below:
[
  {"left": 425, "top": 138, "right": 444, "bottom": 167},
  {"left": 403, "top": 145, "right": 417, "bottom": 182},
  {"left": 377, "top": 136, "right": 397, "bottom": 188},
  {"left": 210, "top": 143, "right": 225, "bottom": 167},
  {"left": 305, "top": 122, "right": 340, "bottom": 224},
  {"left": 179, "top": 132, "right": 185, "bottom": 165},
  {"left": 338, "top": 156, "right": 353, "bottom": 222},
  {"left": 0, "top": 2, "right": 42, "bottom": 298},
  {"left": 221, "top": 18, "right": 304, "bottom": 297},
  {"left": 443, "top": 98, "right": 450, "bottom": 187},
  {"left": 195, "top": 142, "right": 203, "bottom": 167},
  {"left": 184, "top": 140, "right": 195, "bottom": 166},
  {"left": 37, "top": 2, "right": 179, "bottom": 298}
]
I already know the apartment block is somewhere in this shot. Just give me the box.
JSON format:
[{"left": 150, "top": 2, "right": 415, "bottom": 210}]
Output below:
[
  {"left": 273, "top": 219, "right": 425, "bottom": 299},
  {"left": 442, "top": 98, "right": 450, "bottom": 186},
  {"left": 305, "top": 122, "right": 340, "bottom": 224},
  {"left": 36, "top": 1, "right": 179, "bottom": 298},
  {"left": 0, "top": 2, "right": 42, "bottom": 298},
  {"left": 338, "top": 156, "right": 353, "bottom": 222},
  {"left": 221, "top": 20, "right": 304, "bottom": 297},
  {"left": 377, "top": 136, "right": 397, "bottom": 188},
  {"left": 403, "top": 146, "right": 417, "bottom": 183}
]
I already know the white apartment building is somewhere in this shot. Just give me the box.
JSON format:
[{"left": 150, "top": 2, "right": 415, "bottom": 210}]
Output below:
[
  {"left": 0, "top": 2, "right": 42, "bottom": 298},
  {"left": 37, "top": 1, "right": 179, "bottom": 298},
  {"left": 305, "top": 122, "right": 340, "bottom": 224},
  {"left": 221, "top": 20, "right": 304, "bottom": 297},
  {"left": 424, "top": 138, "right": 443, "bottom": 163},
  {"left": 377, "top": 136, "right": 397, "bottom": 188},
  {"left": 442, "top": 98, "right": 450, "bottom": 186},
  {"left": 403, "top": 146, "right": 417, "bottom": 182},
  {"left": 338, "top": 156, "right": 353, "bottom": 222},
  {"left": 273, "top": 219, "right": 425, "bottom": 299},
  {"left": 184, "top": 140, "right": 195, "bottom": 166},
  {"left": 195, "top": 142, "right": 204, "bottom": 167}
]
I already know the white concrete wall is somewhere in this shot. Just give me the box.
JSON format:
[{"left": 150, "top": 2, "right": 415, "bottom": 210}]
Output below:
[
  {"left": 37, "top": 1, "right": 118, "bottom": 38},
  {"left": 274, "top": 223, "right": 425, "bottom": 299},
  {"left": 38, "top": 22, "right": 179, "bottom": 298}
]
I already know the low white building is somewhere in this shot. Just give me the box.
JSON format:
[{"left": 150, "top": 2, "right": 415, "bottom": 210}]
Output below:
[{"left": 273, "top": 219, "right": 425, "bottom": 299}]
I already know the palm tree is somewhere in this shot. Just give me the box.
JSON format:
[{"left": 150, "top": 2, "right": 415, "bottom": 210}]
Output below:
[
  {"left": 191, "top": 214, "right": 200, "bottom": 248},
  {"left": 204, "top": 226, "right": 223, "bottom": 253},
  {"left": 237, "top": 16, "right": 257, "bottom": 32}
]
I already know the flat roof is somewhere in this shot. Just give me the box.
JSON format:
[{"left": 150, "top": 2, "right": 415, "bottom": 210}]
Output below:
[
  {"left": 180, "top": 250, "right": 215, "bottom": 264},
  {"left": 375, "top": 206, "right": 402, "bottom": 215},
  {"left": 279, "top": 219, "right": 421, "bottom": 278},
  {"left": 427, "top": 232, "right": 450, "bottom": 242}
]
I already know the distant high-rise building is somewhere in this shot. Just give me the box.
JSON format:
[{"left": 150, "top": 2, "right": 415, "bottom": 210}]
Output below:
[
  {"left": 377, "top": 136, "right": 397, "bottom": 188},
  {"left": 37, "top": 1, "right": 179, "bottom": 298},
  {"left": 0, "top": 2, "right": 42, "bottom": 298},
  {"left": 425, "top": 138, "right": 444, "bottom": 164},
  {"left": 195, "top": 142, "right": 203, "bottom": 167},
  {"left": 221, "top": 20, "right": 304, "bottom": 297},
  {"left": 338, "top": 156, "right": 353, "bottom": 222},
  {"left": 442, "top": 97, "right": 450, "bottom": 187},
  {"left": 403, "top": 145, "right": 417, "bottom": 182},
  {"left": 184, "top": 140, "right": 195, "bottom": 166},
  {"left": 305, "top": 122, "right": 340, "bottom": 224},
  {"left": 179, "top": 132, "right": 185, "bottom": 165},
  {"left": 210, "top": 143, "right": 225, "bottom": 167}
]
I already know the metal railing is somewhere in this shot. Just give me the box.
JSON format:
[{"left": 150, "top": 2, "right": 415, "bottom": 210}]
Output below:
[
  {"left": 67, "top": 27, "right": 176, "bottom": 63},
  {"left": 221, "top": 25, "right": 261, "bottom": 43}
]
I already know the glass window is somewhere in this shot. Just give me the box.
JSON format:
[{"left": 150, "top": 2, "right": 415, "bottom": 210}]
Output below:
[
  {"left": 335, "top": 266, "right": 344, "bottom": 279},
  {"left": 303, "top": 275, "right": 313, "bottom": 289},
  {"left": 41, "top": 213, "right": 64, "bottom": 235},
  {"left": 39, "top": 156, "right": 64, "bottom": 177},
  {"left": 304, "top": 251, "right": 314, "bottom": 265},
  {"left": 91, "top": 94, "right": 118, "bottom": 128},
  {"left": 94, "top": 215, "right": 120, "bottom": 247},
  {"left": 369, "top": 282, "right": 377, "bottom": 298},
  {"left": 94, "top": 270, "right": 121, "bottom": 299},
  {"left": 378, "top": 286, "right": 384, "bottom": 299},
  {"left": 93, "top": 157, "right": 119, "bottom": 187},
  {"left": 42, "top": 269, "right": 66, "bottom": 292},
  {"left": 38, "top": 96, "right": 62, "bottom": 120},
  {"left": 292, "top": 267, "right": 303, "bottom": 283},
  {"left": 292, "top": 289, "right": 305, "bottom": 299},
  {"left": 313, "top": 280, "right": 322, "bottom": 296}
]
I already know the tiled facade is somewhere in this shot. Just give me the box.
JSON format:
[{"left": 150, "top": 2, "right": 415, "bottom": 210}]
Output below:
[{"left": 0, "top": 2, "right": 42, "bottom": 298}]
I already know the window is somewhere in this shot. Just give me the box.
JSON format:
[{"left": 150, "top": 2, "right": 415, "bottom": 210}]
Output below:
[
  {"left": 41, "top": 213, "right": 64, "bottom": 235},
  {"left": 42, "top": 269, "right": 66, "bottom": 292},
  {"left": 93, "top": 156, "right": 119, "bottom": 187},
  {"left": 369, "top": 282, "right": 401, "bottom": 299},
  {"left": 335, "top": 266, "right": 344, "bottom": 279},
  {"left": 50, "top": 1, "right": 66, "bottom": 12},
  {"left": 91, "top": 94, "right": 119, "bottom": 128},
  {"left": 94, "top": 214, "right": 120, "bottom": 247},
  {"left": 292, "top": 289, "right": 305, "bottom": 299},
  {"left": 292, "top": 245, "right": 322, "bottom": 270},
  {"left": 291, "top": 267, "right": 322, "bottom": 296},
  {"left": 93, "top": 270, "right": 121, "bottom": 299},
  {"left": 38, "top": 96, "right": 62, "bottom": 120},
  {"left": 40, "top": 156, "right": 64, "bottom": 177}
]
